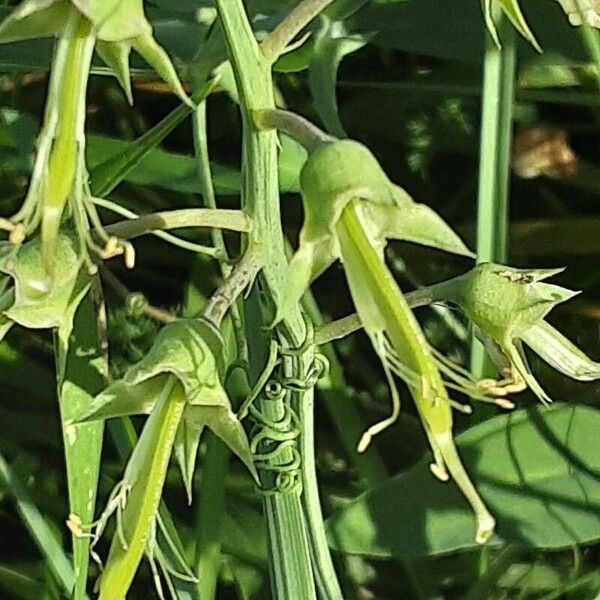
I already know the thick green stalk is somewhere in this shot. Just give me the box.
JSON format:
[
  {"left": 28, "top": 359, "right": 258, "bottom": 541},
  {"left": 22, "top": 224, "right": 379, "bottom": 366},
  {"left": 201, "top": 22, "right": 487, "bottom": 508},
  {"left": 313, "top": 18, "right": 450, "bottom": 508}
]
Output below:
[
  {"left": 261, "top": 0, "right": 336, "bottom": 61},
  {"left": 471, "top": 10, "right": 515, "bottom": 378},
  {"left": 41, "top": 9, "right": 94, "bottom": 279},
  {"left": 574, "top": 0, "right": 600, "bottom": 84},
  {"left": 214, "top": 3, "right": 314, "bottom": 597},
  {"left": 215, "top": 1, "right": 341, "bottom": 598}
]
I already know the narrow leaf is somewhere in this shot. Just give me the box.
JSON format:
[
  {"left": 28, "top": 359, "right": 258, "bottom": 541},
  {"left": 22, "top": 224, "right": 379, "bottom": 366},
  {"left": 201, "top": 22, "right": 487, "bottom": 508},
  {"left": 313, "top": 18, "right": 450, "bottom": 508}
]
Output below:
[
  {"left": 0, "top": 450, "right": 75, "bottom": 594},
  {"left": 56, "top": 282, "right": 107, "bottom": 600},
  {"left": 308, "top": 16, "right": 367, "bottom": 137},
  {"left": 88, "top": 78, "right": 217, "bottom": 197}
]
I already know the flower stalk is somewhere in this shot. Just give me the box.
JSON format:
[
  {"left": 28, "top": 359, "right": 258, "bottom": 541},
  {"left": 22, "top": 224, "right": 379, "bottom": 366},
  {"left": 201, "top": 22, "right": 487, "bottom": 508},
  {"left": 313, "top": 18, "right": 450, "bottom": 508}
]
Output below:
[{"left": 215, "top": 1, "right": 342, "bottom": 597}]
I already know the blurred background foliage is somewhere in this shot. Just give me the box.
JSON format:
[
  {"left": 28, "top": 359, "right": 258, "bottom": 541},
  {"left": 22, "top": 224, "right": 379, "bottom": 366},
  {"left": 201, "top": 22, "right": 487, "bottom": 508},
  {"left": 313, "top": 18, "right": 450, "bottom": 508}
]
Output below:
[{"left": 0, "top": 0, "right": 599, "bottom": 598}]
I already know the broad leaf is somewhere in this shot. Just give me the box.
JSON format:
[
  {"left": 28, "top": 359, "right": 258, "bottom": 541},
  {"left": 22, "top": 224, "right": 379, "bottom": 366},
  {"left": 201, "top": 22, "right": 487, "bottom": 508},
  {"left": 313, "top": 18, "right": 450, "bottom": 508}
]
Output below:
[{"left": 327, "top": 403, "right": 600, "bottom": 557}]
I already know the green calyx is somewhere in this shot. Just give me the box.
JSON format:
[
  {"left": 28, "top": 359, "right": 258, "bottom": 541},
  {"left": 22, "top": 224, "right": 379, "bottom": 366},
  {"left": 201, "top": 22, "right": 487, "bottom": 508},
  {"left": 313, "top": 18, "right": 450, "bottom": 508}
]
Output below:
[
  {"left": 426, "top": 262, "right": 600, "bottom": 403},
  {"left": 76, "top": 318, "right": 257, "bottom": 498},
  {"left": 0, "top": 0, "right": 191, "bottom": 106},
  {"left": 276, "top": 138, "right": 472, "bottom": 323},
  {"left": 450, "top": 264, "right": 578, "bottom": 342},
  {"left": 0, "top": 233, "right": 92, "bottom": 343}
]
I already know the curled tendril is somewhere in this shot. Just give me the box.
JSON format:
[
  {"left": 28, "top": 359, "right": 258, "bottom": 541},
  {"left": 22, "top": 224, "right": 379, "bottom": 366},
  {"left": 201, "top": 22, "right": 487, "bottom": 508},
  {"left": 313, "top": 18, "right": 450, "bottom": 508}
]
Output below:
[{"left": 246, "top": 316, "right": 327, "bottom": 496}]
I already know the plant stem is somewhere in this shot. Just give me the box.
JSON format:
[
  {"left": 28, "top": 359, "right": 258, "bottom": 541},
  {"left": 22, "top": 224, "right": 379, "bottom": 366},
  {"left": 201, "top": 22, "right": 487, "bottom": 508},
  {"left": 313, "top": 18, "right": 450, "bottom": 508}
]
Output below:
[
  {"left": 0, "top": 451, "right": 75, "bottom": 595},
  {"left": 471, "top": 9, "right": 515, "bottom": 378},
  {"left": 215, "top": 1, "right": 341, "bottom": 597},
  {"left": 254, "top": 108, "right": 334, "bottom": 151},
  {"left": 93, "top": 198, "right": 232, "bottom": 257},
  {"left": 192, "top": 98, "right": 246, "bottom": 357},
  {"left": 261, "top": 0, "right": 336, "bottom": 62},
  {"left": 314, "top": 287, "right": 437, "bottom": 345},
  {"left": 574, "top": 0, "right": 600, "bottom": 85},
  {"left": 103, "top": 207, "right": 251, "bottom": 238},
  {"left": 202, "top": 247, "right": 263, "bottom": 327},
  {"left": 193, "top": 98, "right": 246, "bottom": 359}
]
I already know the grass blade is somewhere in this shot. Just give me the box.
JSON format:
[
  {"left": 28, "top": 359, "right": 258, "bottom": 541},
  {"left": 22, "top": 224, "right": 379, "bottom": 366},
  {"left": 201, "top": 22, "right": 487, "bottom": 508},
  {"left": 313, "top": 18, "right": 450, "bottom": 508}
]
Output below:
[{"left": 0, "top": 451, "right": 75, "bottom": 594}]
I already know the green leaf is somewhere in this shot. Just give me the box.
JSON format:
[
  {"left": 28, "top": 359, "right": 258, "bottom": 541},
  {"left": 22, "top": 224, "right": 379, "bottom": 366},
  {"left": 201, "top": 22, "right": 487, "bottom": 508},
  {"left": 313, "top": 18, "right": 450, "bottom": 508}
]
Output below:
[
  {"left": 89, "top": 78, "right": 218, "bottom": 197},
  {"left": 87, "top": 134, "right": 241, "bottom": 195},
  {"left": 0, "top": 450, "right": 75, "bottom": 595},
  {"left": 308, "top": 16, "right": 368, "bottom": 137},
  {"left": 0, "top": 564, "right": 46, "bottom": 600},
  {"left": 56, "top": 283, "right": 106, "bottom": 600},
  {"left": 327, "top": 403, "right": 600, "bottom": 557}
]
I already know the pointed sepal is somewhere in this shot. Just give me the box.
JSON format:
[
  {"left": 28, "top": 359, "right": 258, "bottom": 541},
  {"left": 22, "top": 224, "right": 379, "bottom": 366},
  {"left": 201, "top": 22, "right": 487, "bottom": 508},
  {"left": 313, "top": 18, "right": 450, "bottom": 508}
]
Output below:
[
  {"left": 359, "top": 189, "right": 474, "bottom": 258},
  {"left": 482, "top": 0, "right": 541, "bottom": 52},
  {"left": 275, "top": 238, "right": 335, "bottom": 325},
  {"left": 131, "top": 31, "right": 193, "bottom": 107},
  {"left": 498, "top": 0, "right": 542, "bottom": 52},
  {"left": 96, "top": 39, "right": 133, "bottom": 104}
]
